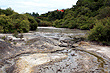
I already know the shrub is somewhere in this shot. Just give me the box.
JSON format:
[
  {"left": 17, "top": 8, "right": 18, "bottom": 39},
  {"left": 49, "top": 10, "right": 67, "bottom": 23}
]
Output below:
[
  {"left": 53, "top": 19, "right": 60, "bottom": 27},
  {"left": 97, "top": 7, "right": 110, "bottom": 19},
  {"left": 68, "top": 19, "right": 78, "bottom": 29},
  {"left": 88, "top": 17, "right": 110, "bottom": 44},
  {"left": 38, "top": 21, "right": 52, "bottom": 26},
  {"left": 26, "top": 15, "right": 38, "bottom": 31},
  {"left": 13, "top": 42, "right": 17, "bottom": 45},
  {"left": 1, "top": 36, "right": 6, "bottom": 40},
  {"left": 20, "top": 20, "right": 30, "bottom": 32},
  {"left": 13, "top": 31, "right": 18, "bottom": 38},
  {"left": 0, "top": 26, "right": 4, "bottom": 33}
]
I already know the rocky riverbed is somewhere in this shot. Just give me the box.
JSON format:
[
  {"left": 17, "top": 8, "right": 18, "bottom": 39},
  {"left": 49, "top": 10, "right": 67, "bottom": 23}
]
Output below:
[{"left": 0, "top": 27, "right": 110, "bottom": 73}]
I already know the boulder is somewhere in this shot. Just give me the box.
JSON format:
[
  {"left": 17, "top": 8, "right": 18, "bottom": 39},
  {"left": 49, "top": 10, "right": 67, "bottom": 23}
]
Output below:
[{"left": 6, "top": 36, "right": 25, "bottom": 41}]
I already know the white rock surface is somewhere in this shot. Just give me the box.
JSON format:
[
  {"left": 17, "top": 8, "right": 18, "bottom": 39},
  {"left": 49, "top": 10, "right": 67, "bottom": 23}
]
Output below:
[{"left": 14, "top": 53, "right": 67, "bottom": 73}]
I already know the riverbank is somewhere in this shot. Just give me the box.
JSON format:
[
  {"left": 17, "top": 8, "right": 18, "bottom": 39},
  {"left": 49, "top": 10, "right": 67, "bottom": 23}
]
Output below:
[{"left": 0, "top": 27, "right": 110, "bottom": 73}]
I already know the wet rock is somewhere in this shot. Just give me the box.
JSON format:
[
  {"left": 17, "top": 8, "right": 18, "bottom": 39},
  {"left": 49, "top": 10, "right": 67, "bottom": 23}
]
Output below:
[
  {"left": 57, "top": 69, "right": 62, "bottom": 72},
  {"left": 0, "top": 41, "right": 17, "bottom": 60},
  {"left": 0, "top": 60, "right": 4, "bottom": 67},
  {"left": 44, "top": 66, "right": 49, "bottom": 69},
  {"left": 72, "top": 43, "right": 79, "bottom": 47},
  {"left": 59, "top": 43, "right": 68, "bottom": 47},
  {"left": 6, "top": 36, "right": 25, "bottom": 41},
  {"left": 71, "top": 53, "right": 76, "bottom": 56},
  {"left": 61, "top": 50, "right": 68, "bottom": 53},
  {"left": 72, "top": 37, "right": 86, "bottom": 43},
  {"left": 68, "top": 49, "right": 72, "bottom": 53},
  {"left": 78, "top": 41, "right": 90, "bottom": 46},
  {"left": 0, "top": 39, "right": 4, "bottom": 42},
  {"left": 66, "top": 63, "right": 70, "bottom": 67}
]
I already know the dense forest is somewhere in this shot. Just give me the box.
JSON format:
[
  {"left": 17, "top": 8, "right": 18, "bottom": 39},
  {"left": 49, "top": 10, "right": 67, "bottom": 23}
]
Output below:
[
  {"left": 0, "top": 0, "right": 110, "bottom": 44},
  {"left": 0, "top": 8, "right": 38, "bottom": 33}
]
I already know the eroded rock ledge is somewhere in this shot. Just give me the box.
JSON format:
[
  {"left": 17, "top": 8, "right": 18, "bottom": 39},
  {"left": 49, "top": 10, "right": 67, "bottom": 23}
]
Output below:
[{"left": 0, "top": 31, "right": 110, "bottom": 73}]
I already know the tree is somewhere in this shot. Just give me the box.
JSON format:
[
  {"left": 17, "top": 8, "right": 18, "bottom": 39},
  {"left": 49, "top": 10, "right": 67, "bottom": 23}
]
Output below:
[
  {"left": 27, "top": 14, "right": 38, "bottom": 31},
  {"left": 19, "top": 20, "right": 30, "bottom": 32},
  {"left": 88, "top": 18, "right": 110, "bottom": 44},
  {"left": 4, "top": 7, "right": 14, "bottom": 16},
  {"left": 97, "top": 7, "right": 110, "bottom": 19},
  {"left": 32, "top": 12, "right": 39, "bottom": 17},
  {"left": 0, "top": 14, "right": 13, "bottom": 33}
]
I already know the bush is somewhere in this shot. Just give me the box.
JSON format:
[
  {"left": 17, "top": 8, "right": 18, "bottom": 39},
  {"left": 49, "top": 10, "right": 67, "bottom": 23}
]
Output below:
[
  {"left": 97, "top": 7, "right": 110, "bottom": 19},
  {"left": 13, "top": 31, "right": 18, "bottom": 38},
  {"left": 1, "top": 36, "right": 6, "bottom": 40},
  {"left": 27, "top": 15, "right": 38, "bottom": 31},
  {"left": 20, "top": 20, "right": 30, "bottom": 32},
  {"left": 38, "top": 21, "right": 52, "bottom": 26},
  {"left": 3, "top": 8, "right": 14, "bottom": 16},
  {"left": 76, "top": 15, "right": 91, "bottom": 30},
  {"left": 0, "top": 26, "right": 4, "bottom": 33},
  {"left": 0, "top": 14, "right": 13, "bottom": 33},
  {"left": 88, "top": 17, "right": 110, "bottom": 44},
  {"left": 68, "top": 19, "right": 78, "bottom": 29},
  {"left": 53, "top": 19, "right": 60, "bottom": 27},
  {"left": 0, "top": 9, "right": 38, "bottom": 33}
]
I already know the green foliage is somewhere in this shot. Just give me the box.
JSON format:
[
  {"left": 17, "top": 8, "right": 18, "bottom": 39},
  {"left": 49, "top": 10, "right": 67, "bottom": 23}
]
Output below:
[
  {"left": 1, "top": 36, "right": 6, "bottom": 40},
  {"left": 27, "top": 15, "right": 38, "bottom": 31},
  {"left": 38, "top": 21, "right": 52, "bottom": 26},
  {"left": 39, "top": 11, "right": 64, "bottom": 21},
  {"left": 10, "top": 13, "right": 30, "bottom": 33},
  {"left": 19, "top": 20, "right": 30, "bottom": 32},
  {"left": 1, "top": 7, "right": 14, "bottom": 16},
  {"left": 0, "top": 14, "right": 13, "bottom": 33},
  {"left": 68, "top": 19, "right": 77, "bottom": 29},
  {"left": 32, "top": 12, "right": 39, "bottom": 17},
  {"left": 36, "top": 0, "right": 110, "bottom": 44},
  {"left": 0, "top": 8, "right": 38, "bottom": 33},
  {"left": 10, "top": 13, "right": 27, "bottom": 20},
  {"left": 34, "top": 10, "right": 65, "bottom": 27},
  {"left": 13, "top": 31, "right": 18, "bottom": 38},
  {"left": 13, "top": 42, "right": 17, "bottom": 45},
  {"left": 97, "top": 6, "right": 110, "bottom": 19},
  {"left": 53, "top": 19, "right": 60, "bottom": 27},
  {"left": 88, "top": 17, "right": 110, "bottom": 44},
  {"left": 0, "top": 26, "right": 4, "bottom": 33},
  {"left": 1, "top": 0, "right": 110, "bottom": 44}
]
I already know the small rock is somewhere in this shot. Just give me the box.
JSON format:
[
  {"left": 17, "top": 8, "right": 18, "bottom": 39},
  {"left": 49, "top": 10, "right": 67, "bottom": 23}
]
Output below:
[
  {"left": 6, "top": 36, "right": 25, "bottom": 41},
  {"left": 0, "top": 39, "right": 4, "bottom": 42},
  {"left": 62, "top": 50, "right": 68, "bottom": 53},
  {"left": 59, "top": 43, "right": 68, "bottom": 47},
  {"left": 71, "top": 53, "right": 75, "bottom": 56},
  {"left": 57, "top": 69, "right": 62, "bottom": 72},
  {"left": 72, "top": 44, "right": 79, "bottom": 47},
  {"left": 68, "top": 49, "right": 72, "bottom": 52}
]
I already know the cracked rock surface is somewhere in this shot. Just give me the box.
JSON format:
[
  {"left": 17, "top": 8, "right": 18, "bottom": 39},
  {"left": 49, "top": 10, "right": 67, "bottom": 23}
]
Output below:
[{"left": 0, "top": 27, "right": 110, "bottom": 73}]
